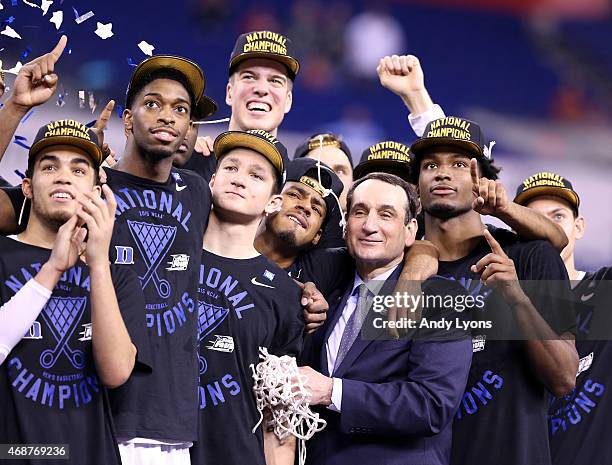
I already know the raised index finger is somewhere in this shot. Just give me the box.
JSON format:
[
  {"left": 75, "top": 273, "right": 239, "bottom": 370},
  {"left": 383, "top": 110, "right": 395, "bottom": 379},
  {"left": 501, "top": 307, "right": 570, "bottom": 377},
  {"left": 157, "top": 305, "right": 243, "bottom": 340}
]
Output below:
[
  {"left": 483, "top": 229, "right": 507, "bottom": 258},
  {"left": 49, "top": 35, "right": 68, "bottom": 63},
  {"left": 94, "top": 100, "right": 115, "bottom": 131},
  {"left": 470, "top": 158, "right": 479, "bottom": 189}
]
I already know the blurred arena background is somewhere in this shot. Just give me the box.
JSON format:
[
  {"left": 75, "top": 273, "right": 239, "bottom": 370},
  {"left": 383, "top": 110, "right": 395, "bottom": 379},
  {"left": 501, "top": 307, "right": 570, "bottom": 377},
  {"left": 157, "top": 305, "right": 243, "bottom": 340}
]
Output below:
[{"left": 0, "top": 0, "right": 610, "bottom": 269}]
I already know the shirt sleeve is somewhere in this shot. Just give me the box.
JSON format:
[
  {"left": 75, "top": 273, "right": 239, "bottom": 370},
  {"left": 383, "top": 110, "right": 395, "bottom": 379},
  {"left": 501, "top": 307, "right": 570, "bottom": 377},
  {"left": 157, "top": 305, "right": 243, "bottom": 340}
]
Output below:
[
  {"left": 269, "top": 279, "right": 304, "bottom": 358},
  {"left": 111, "top": 266, "right": 152, "bottom": 371},
  {"left": 0, "top": 279, "right": 51, "bottom": 365},
  {"left": 408, "top": 104, "right": 446, "bottom": 137}
]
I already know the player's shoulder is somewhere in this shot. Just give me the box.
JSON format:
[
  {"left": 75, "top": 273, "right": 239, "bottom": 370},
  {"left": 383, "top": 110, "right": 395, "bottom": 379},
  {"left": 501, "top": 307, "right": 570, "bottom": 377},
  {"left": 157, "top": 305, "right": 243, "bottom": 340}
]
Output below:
[
  {"left": 251, "top": 255, "right": 301, "bottom": 296},
  {"left": 585, "top": 266, "right": 612, "bottom": 282}
]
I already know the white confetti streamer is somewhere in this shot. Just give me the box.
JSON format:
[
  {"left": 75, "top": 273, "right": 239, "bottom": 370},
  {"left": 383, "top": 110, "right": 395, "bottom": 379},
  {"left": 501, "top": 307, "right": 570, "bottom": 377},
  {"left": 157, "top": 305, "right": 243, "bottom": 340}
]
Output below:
[
  {"left": 1, "top": 26, "right": 22, "bottom": 39},
  {"left": 7, "top": 61, "right": 23, "bottom": 74},
  {"left": 138, "top": 40, "right": 155, "bottom": 56},
  {"left": 75, "top": 10, "right": 94, "bottom": 24},
  {"left": 50, "top": 10, "right": 63, "bottom": 30},
  {"left": 41, "top": 0, "right": 53, "bottom": 16},
  {"left": 22, "top": 0, "right": 39, "bottom": 9},
  {"left": 94, "top": 22, "right": 113, "bottom": 39}
]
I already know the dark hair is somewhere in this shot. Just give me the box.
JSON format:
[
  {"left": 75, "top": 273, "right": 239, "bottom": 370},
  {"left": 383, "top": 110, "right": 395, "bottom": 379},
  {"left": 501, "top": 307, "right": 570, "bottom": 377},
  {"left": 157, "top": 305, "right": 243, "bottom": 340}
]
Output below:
[
  {"left": 26, "top": 153, "right": 100, "bottom": 186},
  {"left": 408, "top": 151, "right": 501, "bottom": 184},
  {"left": 216, "top": 152, "right": 281, "bottom": 195},
  {"left": 125, "top": 68, "right": 196, "bottom": 114},
  {"left": 347, "top": 172, "right": 419, "bottom": 224}
]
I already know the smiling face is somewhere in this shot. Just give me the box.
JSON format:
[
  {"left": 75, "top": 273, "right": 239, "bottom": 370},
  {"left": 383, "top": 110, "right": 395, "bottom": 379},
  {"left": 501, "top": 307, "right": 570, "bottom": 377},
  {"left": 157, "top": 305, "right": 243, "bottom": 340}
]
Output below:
[
  {"left": 124, "top": 78, "right": 193, "bottom": 160},
  {"left": 226, "top": 58, "right": 292, "bottom": 135},
  {"left": 266, "top": 180, "right": 327, "bottom": 249},
  {"left": 210, "top": 148, "right": 281, "bottom": 223},
  {"left": 305, "top": 146, "right": 352, "bottom": 211},
  {"left": 417, "top": 149, "right": 475, "bottom": 220},
  {"left": 525, "top": 195, "right": 584, "bottom": 263},
  {"left": 346, "top": 179, "right": 416, "bottom": 271},
  {"left": 23, "top": 145, "right": 99, "bottom": 229}
]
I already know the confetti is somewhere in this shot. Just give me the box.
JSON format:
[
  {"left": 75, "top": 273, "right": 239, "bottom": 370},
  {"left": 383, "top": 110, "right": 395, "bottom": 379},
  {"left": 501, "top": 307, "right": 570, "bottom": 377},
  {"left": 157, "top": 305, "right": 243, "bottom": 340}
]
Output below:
[
  {"left": 20, "top": 47, "right": 32, "bottom": 59},
  {"left": 88, "top": 91, "right": 96, "bottom": 113},
  {"left": 73, "top": 7, "right": 94, "bottom": 24},
  {"left": 13, "top": 135, "right": 30, "bottom": 150},
  {"left": 78, "top": 90, "right": 85, "bottom": 108},
  {"left": 40, "top": 0, "right": 52, "bottom": 15},
  {"left": 56, "top": 90, "right": 65, "bottom": 106},
  {"left": 85, "top": 119, "right": 96, "bottom": 128},
  {"left": 11, "top": 0, "right": 16, "bottom": 6},
  {"left": 0, "top": 2, "right": 3, "bottom": 11},
  {"left": 94, "top": 21, "right": 113, "bottom": 39},
  {"left": 49, "top": 10, "right": 62, "bottom": 29},
  {"left": 3, "top": 16, "right": 15, "bottom": 24},
  {"left": 138, "top": 40, "right": 154, "bottom": 56},
  {"left": 1, "top": 25, "right": 21, "bottom": 39},
  {"left": 22, "top": 0, "right": 38, "bottom": 8},
  {"left": 20, "top": 108, "right": 35, "bottom": 123},
  {"left": 14, "top": 170, "right": 26, "bottom": 180},
  {"left": 126, "top": 57, "right": 138, "bottom": 67},
  {"left": 6, "top": 61, "right": 22, "bottom": 74},
  {"left": 115, "top": 103, "right": 123, "bottom": 118}
]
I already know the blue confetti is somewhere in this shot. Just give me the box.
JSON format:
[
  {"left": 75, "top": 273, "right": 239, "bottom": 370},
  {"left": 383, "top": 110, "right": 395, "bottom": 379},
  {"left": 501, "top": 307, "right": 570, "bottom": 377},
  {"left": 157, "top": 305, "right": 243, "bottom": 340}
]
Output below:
[
  {"left": 85, "top": 120, "right": 96, "bottom": 128},
  {"left": 20, "top": 109, "right": 35, "bottom": 124},
  {"left": 14, "top": 135, "right": 30, "bottom": 150},
  {"left": 11, "top": 0, "right": 17, "bottom": 6},
  {"left": 127, "top": 57, "right": 138, "bottom": 67},
  {"left": 66, "top": 47, "right": 72, "bottom": 55},
  {"left": 20, "top": 47, "right": 32, "bottom": 60},
  {"left": 14, "top": 170, "right": 26, "bottom": 180},
  {"left": 116, "top": 104, "right": 123, "bottom": 118},
  {"left": 3, "top": 16, "right": 16, "bottom": 25}
]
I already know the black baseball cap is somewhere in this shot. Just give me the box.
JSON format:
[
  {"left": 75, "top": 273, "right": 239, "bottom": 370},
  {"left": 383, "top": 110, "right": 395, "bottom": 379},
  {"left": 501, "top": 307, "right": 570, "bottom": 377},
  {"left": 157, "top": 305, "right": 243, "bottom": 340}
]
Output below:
[
  {"left": 410, "top": 116, "right": 489, "bottom": 159},
  {"left": 29, "top": 119, "right": 103, "bottom": 167},
  {"left": 126, "top": 55, "right": 216, "bottom": 118},
  {"left": 285, "top": 158, "right": 344, "bottom": 224},
  {"left": 214, "top": 129, "right": 288, "bottom": 181},
  {"left": 193, "top": 93, "right": 218, "bottom": 121},
  {"left": 294, "top": 133, "right": 353, "bottom": 168},
  {"left": 514, "top": 171, "right": 580, "bottom": 214},
  {"left": 229, "top": 31, "right": 299, "bottom": 80},
  {"left": 353, "top": 140, "right": 412, "bottom": 182}
]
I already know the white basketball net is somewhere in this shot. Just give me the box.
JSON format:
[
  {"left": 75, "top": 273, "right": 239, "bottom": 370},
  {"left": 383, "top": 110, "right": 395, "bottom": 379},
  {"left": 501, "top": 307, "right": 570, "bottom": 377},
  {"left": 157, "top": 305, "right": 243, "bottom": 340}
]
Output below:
[{"left": 251, "top": 347, "right": 327, "bottom": 465}]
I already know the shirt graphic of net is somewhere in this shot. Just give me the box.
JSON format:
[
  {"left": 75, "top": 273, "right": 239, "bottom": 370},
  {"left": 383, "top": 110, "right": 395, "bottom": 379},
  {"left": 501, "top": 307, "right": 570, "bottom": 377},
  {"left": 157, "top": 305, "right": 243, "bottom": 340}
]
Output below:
[
  {"left": 197, "top": 301, "right": 229, "bottom": 374},
  {"left": 39, "top": 296, "right": 87, "bottom": 370},
  {"left": 127, "top": 220, "right": 177, "bottom": 299}
]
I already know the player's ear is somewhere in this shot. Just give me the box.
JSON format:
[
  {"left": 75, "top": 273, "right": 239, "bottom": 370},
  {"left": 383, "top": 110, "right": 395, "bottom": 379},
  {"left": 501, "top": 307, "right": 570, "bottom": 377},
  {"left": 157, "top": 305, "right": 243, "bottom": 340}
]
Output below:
[
  {"left": 123, "top": 108, "right": 133, "bottom": 133},
  {"left": 265, "top": 194, "right": 283, "bottom": 215},
  {"left": 404, "top": 218, "right": 418, "bottom": 248},
  {"left": 226, "top": 78, "right": 233, "bottom": 107},
  {"left": 284, "top": 89, "right": 293, "bottom": 114},
  {"left": 575, "top": 215, "right": 585, "bottom": 240},
  {"left": 209, "top": 173, "right": 216, "bottom": 191},
  {"left": 22, "top": 177, "right": 33, "bottom": 199}
]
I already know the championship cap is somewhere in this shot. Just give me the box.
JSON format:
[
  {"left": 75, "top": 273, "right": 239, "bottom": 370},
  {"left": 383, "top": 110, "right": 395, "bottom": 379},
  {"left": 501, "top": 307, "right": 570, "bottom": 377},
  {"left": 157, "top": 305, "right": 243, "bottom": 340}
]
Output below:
[
  {"left": 294, "top": 133, "right": 353, "bottom": 168},
  {"left": 125, "top": 55, "right": 216, "bottom": 117},
  {"left": 229, "top": 31, "right": 300, "bottom": 80},
  {"left": 410, "top": 116, "right": 490, "bottom": 159},
  {"left": 353, "top": 140, "right": 412, "bottom": 182},
  {"left": 29, "top": 119, "right": 103, "bottom": 167},
  {"left": 285, "top": 158, "right": 344, "bottom": 222},
  {"left": 514, "top": 171, "right": 580, "bottom": 214},
  {"left": 213, "top": 129, "right": 288, "bottom": 182}
]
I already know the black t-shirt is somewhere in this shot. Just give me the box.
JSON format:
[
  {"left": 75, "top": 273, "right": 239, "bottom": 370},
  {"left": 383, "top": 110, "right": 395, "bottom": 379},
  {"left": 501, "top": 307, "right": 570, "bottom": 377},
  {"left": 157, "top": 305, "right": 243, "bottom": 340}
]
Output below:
[
  {"left": 436, "top": 234, "right": 573, "bottom": 465},
  {"left": 0, "top": 236, "right": 148, "bottom": 465},
  {"left": 103, "top": 167, "right": 211, "bottom": 442},
  {"left": 285, "top": 247, "right": 353, "bottom": 299},
  {"left": 548, "top": 266, "right": 612, "bottom": 465},
  {"left": 182, "top": 151, "right": 217, "bottom": 183},
  {"left": 189, "top": 249, "right": 304, "bottom": 465},
  {"left": 0, "top": 176, "right": 12, "bottom": 187}
]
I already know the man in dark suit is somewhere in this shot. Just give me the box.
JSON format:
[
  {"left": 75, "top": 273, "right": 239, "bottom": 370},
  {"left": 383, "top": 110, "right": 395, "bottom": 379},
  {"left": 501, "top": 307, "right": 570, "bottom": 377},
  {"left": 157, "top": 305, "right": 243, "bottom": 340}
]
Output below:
[{"left": 299, "top": 172, "right": 473, "bottom": 465}]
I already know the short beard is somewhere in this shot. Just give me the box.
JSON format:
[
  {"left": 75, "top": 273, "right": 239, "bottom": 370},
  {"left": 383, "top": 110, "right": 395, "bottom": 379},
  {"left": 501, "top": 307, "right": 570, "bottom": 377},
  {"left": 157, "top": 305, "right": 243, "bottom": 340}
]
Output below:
[
  {"left": 143, "top": 146, "right": 174, "bottom": 161},
  {"left": 425, "top": 201, "right": 472, "bottom": 220},
  {"left": 276, "top": 229, "right": 298, "bottom": 248},
  {"left": 31, "top": 196, "right": 71, "bottom": 231}
]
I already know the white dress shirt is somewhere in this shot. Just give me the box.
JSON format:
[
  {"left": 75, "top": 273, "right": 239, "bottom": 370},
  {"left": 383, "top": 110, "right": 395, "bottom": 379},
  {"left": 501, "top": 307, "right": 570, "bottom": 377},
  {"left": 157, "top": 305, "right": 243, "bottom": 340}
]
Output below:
[
  {"left": 408, "top": 104, "right": 445, "bottom": 137},
  {"left": 326, "top": 266, "right": 399, "bottom": 411}
]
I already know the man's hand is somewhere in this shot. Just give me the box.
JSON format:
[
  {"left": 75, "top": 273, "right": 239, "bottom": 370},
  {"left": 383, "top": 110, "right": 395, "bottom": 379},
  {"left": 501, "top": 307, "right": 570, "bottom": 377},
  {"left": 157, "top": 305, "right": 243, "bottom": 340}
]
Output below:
[
  {"left": 7, "top": 35, "right": 67, "bottom": 112},
  {"left": 297, "top": 366, "right": 333, "bottom": 406},
  {"left": 297, "top": 281, "right": 329, "bottom": 333},
  {"left": 45, "top": 214, "right": 87, "bottom": 274},
  {"left": 471, "top": 158, "right": 509, "bottom": 217},
  {"left": 471, "top": 229, "right": 526, "bottom": 305},
  {"left": 91, "top": 100, "right": 116, "bottom": 183},
  {"left": 76, "top": 184, "right": 117, "bottom": 267},
  {"left": 377, "top": 54, "right": 425, "bottom": 96},
  {"left": 194, "top": 136, "right": 214, "bottom": 156}
]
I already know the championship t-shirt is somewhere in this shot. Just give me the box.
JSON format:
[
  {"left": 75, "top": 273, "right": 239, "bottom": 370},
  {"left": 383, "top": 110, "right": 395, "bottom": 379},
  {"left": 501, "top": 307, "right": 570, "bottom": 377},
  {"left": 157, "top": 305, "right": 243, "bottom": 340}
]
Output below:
[
  {"left": 548, "top": 266, "right": 612, "bottom": 465},
  {"left": 0, "top": 236, "right": 148, "bottom": 465},
  {"left": 286, "top": 247, "right": 353, "bottom": 299},
  {"left": 436, "top": 234, "right": 574, "bottom": 465},
  {"left": 103, "top": 166, "right": 211, "bottom": 442},
  {"left": 189, "top": 250, "right": 304, "bottom": 465}
]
